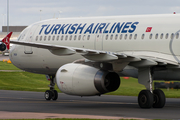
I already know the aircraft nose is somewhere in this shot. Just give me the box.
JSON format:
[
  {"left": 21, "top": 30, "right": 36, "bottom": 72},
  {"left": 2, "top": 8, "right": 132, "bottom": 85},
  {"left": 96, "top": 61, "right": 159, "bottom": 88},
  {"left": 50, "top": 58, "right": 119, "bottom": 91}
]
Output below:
[{"left": 9, "top": 45, "right": 17, "bottom": 63}]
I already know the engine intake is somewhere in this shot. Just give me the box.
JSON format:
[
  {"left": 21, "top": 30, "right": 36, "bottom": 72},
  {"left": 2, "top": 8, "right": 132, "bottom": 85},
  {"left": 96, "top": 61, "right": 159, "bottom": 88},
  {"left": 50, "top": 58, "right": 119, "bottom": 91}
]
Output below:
[
  {"left": 56, "top": 63, "right": 120, "bottom": 96},
  {"left": 94, "top": 71, "right": 120, "bottom": 94},
  {"left": 0, "top": 43, "right": 6, "bottom": 51}
]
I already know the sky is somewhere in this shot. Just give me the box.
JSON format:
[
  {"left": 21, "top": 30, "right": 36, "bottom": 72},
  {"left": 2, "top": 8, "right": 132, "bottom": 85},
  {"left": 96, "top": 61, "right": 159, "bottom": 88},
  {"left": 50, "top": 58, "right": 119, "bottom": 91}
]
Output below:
[{"left": 1, "top": 0, "right": 180, "bottom": 31}]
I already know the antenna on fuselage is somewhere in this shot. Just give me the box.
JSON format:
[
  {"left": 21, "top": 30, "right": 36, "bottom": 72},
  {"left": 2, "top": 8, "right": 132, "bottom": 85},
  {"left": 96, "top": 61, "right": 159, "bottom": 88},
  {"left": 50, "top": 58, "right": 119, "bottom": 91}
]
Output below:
[{"left": 58, "top": 11, "right": 62, "bottom": 18}]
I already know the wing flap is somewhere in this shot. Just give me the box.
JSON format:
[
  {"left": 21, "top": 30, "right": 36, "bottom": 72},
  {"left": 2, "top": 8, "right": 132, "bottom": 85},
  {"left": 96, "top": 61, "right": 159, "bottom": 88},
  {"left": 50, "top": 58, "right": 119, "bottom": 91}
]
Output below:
[
  {"left": 82, "top": 53, "right": 118, "bottom": 61},
  {"left": 50, "top": 48, "right": 76, "bottom": 56},
  {"left": 129, "top": 59, "right": 158, "bottom": 67}
]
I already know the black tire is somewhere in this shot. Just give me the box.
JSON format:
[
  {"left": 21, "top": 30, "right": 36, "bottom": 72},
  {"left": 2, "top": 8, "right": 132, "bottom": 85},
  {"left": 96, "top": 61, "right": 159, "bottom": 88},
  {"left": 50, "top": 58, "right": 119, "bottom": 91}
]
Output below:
[
  {"left": 153, "top": 89, "right": 166, "bottom": 108},
  {"left": 138, "top": 90, "right": 153, "bottom": 108},
  {"left": 44, "top": 90, "right": 53, "bottom": 100},
  {"left": 52, "top": 90, "right": 58, "bottom": 101}
]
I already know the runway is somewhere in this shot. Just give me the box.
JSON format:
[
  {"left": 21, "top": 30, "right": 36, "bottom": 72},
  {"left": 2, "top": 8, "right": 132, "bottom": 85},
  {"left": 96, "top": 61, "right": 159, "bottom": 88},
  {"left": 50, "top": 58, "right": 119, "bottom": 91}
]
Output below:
[
  {"left": 0, "top": 54, "right": 9, "bottom": 61},
  {"left": 0, "top": 90, "right": 180, "bottom": 119}
]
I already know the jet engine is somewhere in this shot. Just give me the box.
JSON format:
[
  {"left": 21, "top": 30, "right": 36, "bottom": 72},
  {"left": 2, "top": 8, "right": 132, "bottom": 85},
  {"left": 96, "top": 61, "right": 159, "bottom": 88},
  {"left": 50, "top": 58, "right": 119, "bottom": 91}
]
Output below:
[
  {"left": 0, "top": 43, "right": 6, "bottom": 51},
  {"left": 56, "top": 63, "right": 120, "bottom": 96}
]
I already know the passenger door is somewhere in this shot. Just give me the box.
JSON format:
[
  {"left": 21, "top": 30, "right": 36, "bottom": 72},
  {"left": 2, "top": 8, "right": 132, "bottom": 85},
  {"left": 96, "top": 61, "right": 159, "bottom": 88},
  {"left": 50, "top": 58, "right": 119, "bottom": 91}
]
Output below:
[{"left": 24, "top": 25, "right": 38, "bottom": 54}]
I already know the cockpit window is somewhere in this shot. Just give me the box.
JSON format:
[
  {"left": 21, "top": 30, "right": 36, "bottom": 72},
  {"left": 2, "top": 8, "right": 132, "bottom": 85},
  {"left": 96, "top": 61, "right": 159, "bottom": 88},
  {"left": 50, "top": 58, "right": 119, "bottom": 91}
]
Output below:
[
  {"left": 21, "top": 34, "right": 25, "bottom": 39},
  {"left": 18, "top": 35, "right": 22, "bottom": 41}
]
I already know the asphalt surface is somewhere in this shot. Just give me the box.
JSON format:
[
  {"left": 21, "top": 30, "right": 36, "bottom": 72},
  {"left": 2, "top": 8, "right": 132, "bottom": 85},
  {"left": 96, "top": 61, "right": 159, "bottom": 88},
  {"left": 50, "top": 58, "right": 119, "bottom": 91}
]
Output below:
[
  {"left": 0, "top": 54, "right": 180, "bottom": 119},
  {"left": 0, "top": 90, "right": 180, "bottom": 119},
  {"left": 0, "top": 54, "right": 9, "bottom": 61}
]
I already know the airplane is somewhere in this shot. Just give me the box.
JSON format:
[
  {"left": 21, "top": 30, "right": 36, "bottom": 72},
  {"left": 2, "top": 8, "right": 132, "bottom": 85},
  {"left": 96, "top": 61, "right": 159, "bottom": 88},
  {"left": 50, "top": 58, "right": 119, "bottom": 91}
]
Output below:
[
  {"left": 0, "top": 32, "right": 12, "bottom": 52},
  {"left": 1, "top": 13, "right": 180, "bottom": 109}
]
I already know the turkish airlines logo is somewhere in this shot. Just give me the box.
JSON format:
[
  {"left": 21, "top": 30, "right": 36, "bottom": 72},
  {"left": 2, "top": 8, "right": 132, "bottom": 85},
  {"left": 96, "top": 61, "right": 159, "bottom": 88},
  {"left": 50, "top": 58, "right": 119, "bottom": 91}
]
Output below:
[
  {"left": 2, "top": 32, "right": 12, "bottom": 50},
  {"left": 146, "top": 27, "right": 152, "bottom": 32},
  {"left": 6, "top": 37, "right": 9, "bottom": 44},
  {"left": 2, "top": 36, "right": 10, "bottom": 49}
]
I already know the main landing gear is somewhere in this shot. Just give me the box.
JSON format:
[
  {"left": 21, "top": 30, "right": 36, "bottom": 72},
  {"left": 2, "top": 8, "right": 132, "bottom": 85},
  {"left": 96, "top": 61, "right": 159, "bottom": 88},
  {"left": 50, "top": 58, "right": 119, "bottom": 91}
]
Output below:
[
  {"left": 44, "top": 75, "right": 58, "bottom": 101},
  {"left": 138, "top": 67, "right": 166, "bottom": 108}
]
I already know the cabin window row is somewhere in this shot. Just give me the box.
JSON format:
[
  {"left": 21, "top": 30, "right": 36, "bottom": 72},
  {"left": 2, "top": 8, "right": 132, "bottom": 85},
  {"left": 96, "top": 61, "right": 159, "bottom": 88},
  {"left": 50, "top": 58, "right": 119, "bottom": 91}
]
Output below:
[
  {"left": 105, "top": 33, "right": 180, "bottom": 40},
  {"left": 148, "top": 33, "right": 179, "bottom": 40},
  {"left": 105, "top": 34, "right": 137, "bottom": 40},
  {"left": 35, "top": 33, "right": 180, "bottom": 41},
  {"left": 36, "top": 35, "right": 91, "bottom": 41}
]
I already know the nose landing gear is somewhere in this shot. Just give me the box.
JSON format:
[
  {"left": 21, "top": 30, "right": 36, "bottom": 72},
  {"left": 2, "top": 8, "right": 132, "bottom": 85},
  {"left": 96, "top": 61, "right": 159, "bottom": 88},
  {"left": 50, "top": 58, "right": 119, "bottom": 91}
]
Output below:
[{"left": 44, "top": 75, "right": 58, "bottom": 101}]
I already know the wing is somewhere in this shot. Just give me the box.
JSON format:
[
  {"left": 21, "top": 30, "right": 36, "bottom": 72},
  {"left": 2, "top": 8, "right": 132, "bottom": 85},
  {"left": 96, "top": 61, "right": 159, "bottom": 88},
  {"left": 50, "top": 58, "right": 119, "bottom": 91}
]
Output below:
[{"left": 8, "top": 40, "right": 179, "bottom": 70}]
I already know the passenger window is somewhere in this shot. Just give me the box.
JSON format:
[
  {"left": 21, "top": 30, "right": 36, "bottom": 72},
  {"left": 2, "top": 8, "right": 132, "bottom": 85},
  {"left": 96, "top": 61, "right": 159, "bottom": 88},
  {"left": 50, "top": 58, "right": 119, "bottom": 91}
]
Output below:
[
  {"left": 149, "top": 34, "right": 152, "bottom": 39},
  {"left": 52, "top": 36, "right": 55, "bottom": 41},
  {"left": 78, "top": 35, "right": 81, "bottom": 40},
  {"left": 160, "top": 33, "right": 163, "bottom": 39},
  {"left": 115, "top": 34, "right": 118, "bottom": 40},
  {"left": 65, "top": 35, "right": 68, "bottom": 40},
  {"left": 61, "top": 35, "right": 63, "bottom": 40},
  {"left": 40, "top": 36, "right": 42, "bottom": 41},
  {"left": 129, "top": 34, "right": 132, "bottom": 40},
  {"left": 69, "top": 35, "right": 72, "bottom": 40},
  {"left": 165, "top": 33, "right": 169, "bottom": 39},
  {"left": 82, "top": 35, "right": 85, "bottom": 40},
  {"left": 124, "top": 34, "right": 127, "bottom": 40},
  {"left": 48, "top": 36, "right": 51, "bottom": 41},
  {"left": 141, "top": 34, "right": 145, "bottom": 39},
  {"left": 110, "top": 34, "right": 113, "bottom": 40},
  {"left": 44, "top": 36, "right": 47, "bottom": 41},
  {"left": 87, "top": 35, "right": 90, "bottom": 40},
  {"left": 155, "top": 34, "right": 158, "bottom": 39},
  {"left": 134, "top": 34, "right": 137, "bottom": 39},
  {"left": 120, "top": 34, "right": 123, "bottom": 40},
  {"left": 74, "top": 35, "right": 77, "bottom": 40},
  {"left": 56, "top": 36, "right": 59, "bottom": 41},
  {"left": 171, "top": 33, "right": 174, "bottom": 39},
  {"left": 176, "top": 33, "right": 179, "bottom": 39},
  {"left": 106, "top": 35, "right": 108, "bottom": 40},
  {"left": 36, "top": 36, "right": 38, "bottom": 41}
]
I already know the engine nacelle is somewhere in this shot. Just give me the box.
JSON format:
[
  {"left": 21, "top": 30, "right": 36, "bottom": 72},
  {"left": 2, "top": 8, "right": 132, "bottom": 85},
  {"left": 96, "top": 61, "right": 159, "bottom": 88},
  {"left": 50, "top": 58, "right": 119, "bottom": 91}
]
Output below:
[
  {"left": 0, "top": 43, "right": 6, "bottom": 51},
  {"left": 56, "top": 63, "right": 120, "bottom": 96}
]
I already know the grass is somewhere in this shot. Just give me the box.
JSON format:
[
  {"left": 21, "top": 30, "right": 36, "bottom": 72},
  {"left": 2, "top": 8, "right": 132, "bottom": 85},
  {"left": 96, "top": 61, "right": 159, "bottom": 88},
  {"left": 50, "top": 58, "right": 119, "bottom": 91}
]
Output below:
[
  {"left": 0, "top": 61, "right": 180, "bottom": 98},
  {"left": 0, "top": 117, "right": 140, "bottom": 120},
  {"left": 0, "top": 118, "right": 114, "bottom": 120},
  {"left": 0, "top": 61, "right": 20, "bottom": 70},
  {"left": 0, "top": 72, "right": 50, "bottom": 92}
]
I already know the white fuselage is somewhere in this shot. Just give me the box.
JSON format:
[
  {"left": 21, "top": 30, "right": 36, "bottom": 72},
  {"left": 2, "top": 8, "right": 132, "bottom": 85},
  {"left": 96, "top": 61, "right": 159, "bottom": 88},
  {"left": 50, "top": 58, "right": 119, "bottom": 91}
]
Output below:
[{"left": 9, "top": 14, "right": 180, "bottom": 79}]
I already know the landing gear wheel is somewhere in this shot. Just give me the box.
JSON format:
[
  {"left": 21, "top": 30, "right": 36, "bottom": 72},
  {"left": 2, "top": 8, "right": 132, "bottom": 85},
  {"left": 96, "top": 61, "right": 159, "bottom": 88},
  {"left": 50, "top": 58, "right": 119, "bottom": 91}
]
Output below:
[
  {"left": 52, "top": 90, "right": 58, "bottom": 101},
  {"left": 153, "top": 89, "right": 166, "bottom": 108},
  {"left": 44, "top": 90, "right": 53, "bottom": 100},
  {"left": 138, "top": 90, "right": 153, "bottom": 108}
]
